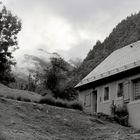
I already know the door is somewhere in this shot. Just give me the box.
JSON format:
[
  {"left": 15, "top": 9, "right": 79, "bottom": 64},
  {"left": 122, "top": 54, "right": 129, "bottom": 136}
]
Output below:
[{"left": 93, "top": 90, "right": 97, "bottom": 113}]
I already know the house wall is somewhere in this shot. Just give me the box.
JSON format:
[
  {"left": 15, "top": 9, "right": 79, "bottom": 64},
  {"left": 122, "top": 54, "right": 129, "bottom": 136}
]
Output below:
[
  {"left": 127, "top": 74, "right": 140, "bottom": 128},
  {"left": 78, "top": 73, "right": 140, "bottom": 114},
  {"left": 78, "top": 73, "right": 140, "bottom": 128},
  {"left": 96, "top": 80, "right": 124, "bottom": 115},
  {"left": 78, "top": 89, "right": 93, "bottom": 113},
  {"left": 78, "top": 79, "right": 125, "bottom": 115},
  {"left": 128, "top": 100, "right": 140, "bottom": 128}
]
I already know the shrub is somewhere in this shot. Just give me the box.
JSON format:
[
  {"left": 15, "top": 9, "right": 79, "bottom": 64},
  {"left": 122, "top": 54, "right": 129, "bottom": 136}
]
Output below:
[
  {"left": 110, "top": 104, "right": 129, "bottom": 126},
  {"left": 22, "top": 98, "right": 31, "bottom": 102},
  {"left": 39, "top": 95, "right": 56, "bottom": 106},
  {"left": 114, "top": 114, "right": 129, "bottom": 126},
  {"left": 39, "top": 95, "right": 83, "bottom": 111},
  {"left": 16, "top": 96, "right": 22, "bottom": 101},
  {"left": 58, "top": 87, "right": 78, "bottom": 101},
  {"left": 55, "top": 99, "right": 69, "bottom": 108},
  {"left": 115, "top": 105, "right": 128, "bottom": 117},
  {"left": 38, "top": 89, "right": 53, "bottom": 96},
  {"left": 70, "top": 101, "right": 83, "bottom": 111}
]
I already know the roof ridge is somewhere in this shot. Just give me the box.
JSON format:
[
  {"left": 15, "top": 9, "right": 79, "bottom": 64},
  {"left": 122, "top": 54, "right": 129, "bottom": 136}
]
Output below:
[{"left": 114, "top": 40, "right": 140, "bottom": 53}]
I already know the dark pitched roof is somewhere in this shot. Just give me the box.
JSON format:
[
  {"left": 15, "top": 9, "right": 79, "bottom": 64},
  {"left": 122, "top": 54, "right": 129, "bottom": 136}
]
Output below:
[{"left": 76, "top": 40, "right": 140, "bottom": 88}]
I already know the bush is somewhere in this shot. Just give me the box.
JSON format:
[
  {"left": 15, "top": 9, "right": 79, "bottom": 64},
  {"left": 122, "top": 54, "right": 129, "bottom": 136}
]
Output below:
[
  {"left": 115, "top": 105, "right": 128, "bottom": 117},
  {"left": 70, "top": 101, "right": 83, "bottom": 111},
  {"left": 110, "top": 104, "right": 129, "bottom": 126},
  {"left": 39, "top": 95, "right": 56, "bottom": 106},
  {"left": 39, "top": 95, "right": 83, "bottom": 111},
  {"left": 22, "top": 98, "right": 31, "bottom": 102},
  {"left": 59, "top": 87, "right": 78, "bottom": 101},
  {"left": 55, "top": 99, "right": 70, "bottom": 108},
  {"left": 114, "top": 114, "right": 129, "bottom": 126},
  {"left": 38, "top": 89, "right": 53, "bottom": 96},
  {"left": 17, "top": 96, "right": 22, "bottom": 101}
]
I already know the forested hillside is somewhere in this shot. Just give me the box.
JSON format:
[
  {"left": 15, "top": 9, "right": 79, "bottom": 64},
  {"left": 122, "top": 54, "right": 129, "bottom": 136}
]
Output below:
[{"left": 76, "top": 12, "right": 140, "bottom": 82}]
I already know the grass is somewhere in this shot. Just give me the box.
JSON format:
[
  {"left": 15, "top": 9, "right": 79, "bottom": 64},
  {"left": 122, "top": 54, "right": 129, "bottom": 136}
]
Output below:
[
  {"left": 0, "top": 83, "right": 83, "bottom": 111},
  {"left": 0, "top": 84, "right": 41, "bottom": 103},
  {"left": 0, "top": 95, "right": 135, "bottom": 140},
  {"left": 39, "top": 95, "right": 83, "bottom": 111}
]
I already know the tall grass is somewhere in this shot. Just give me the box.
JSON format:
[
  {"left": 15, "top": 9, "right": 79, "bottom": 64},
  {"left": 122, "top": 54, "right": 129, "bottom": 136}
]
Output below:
[
  {"left": 38, "top": 95, "right": 83, "bottom": 111},
  {"left": 0, "top": 84, "right": 83, "bottom": 111}
]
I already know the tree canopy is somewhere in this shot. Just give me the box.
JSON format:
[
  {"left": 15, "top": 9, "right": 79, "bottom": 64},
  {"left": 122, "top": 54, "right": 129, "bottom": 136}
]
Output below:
[{"left": 0, "top": 5, "right": 22, "bottom": 85}]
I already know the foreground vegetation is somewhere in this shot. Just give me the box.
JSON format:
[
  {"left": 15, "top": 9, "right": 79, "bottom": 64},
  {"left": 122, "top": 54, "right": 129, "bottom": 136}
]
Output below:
[
  {"left": 0, "top": 97, "right": 138, "bottom": 140},
  {"left": 0, "top": 84, "right": 83, "bottom": 111},
  {"left": 39, "top": 95, "right": 83, "bottom": 110}
]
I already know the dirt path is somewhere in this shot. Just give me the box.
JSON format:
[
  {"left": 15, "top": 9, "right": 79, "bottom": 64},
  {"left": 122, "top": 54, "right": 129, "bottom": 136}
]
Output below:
[{"left": 0, "top": 97, "right": 139, "bottom": 140}]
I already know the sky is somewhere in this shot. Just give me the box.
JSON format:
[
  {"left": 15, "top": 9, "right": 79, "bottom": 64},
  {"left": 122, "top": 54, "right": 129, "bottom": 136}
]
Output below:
[{"left": 2, "top": 0, "right": 140, "bottom": 62}]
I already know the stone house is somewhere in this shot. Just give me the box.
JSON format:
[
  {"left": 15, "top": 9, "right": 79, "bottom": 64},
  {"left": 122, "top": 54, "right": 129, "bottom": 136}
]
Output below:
[{"left": 75, "top": 40, "right": 140, "bottom": 128}]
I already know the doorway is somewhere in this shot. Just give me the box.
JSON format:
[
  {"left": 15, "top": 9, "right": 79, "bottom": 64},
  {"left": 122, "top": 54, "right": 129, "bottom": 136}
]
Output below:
[{"left": 93, "top": 90, "right": 97, "bottom": 113}]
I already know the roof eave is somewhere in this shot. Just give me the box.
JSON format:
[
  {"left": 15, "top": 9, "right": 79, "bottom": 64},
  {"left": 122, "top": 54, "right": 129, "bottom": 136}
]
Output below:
[{"left": 75, "top": 64, "right": 140, "bottom": 90}]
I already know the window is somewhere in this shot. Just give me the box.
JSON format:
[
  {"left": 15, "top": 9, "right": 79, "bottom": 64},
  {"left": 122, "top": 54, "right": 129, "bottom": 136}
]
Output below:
[
  {"left": 104, "top": 87, "right": 109, "bottom": 101},
  {"left": 133, "top": 79, "right": 140, "bottom": 100},
  {"left": 117, "top": 83, "right": 123, "bottom": 98}
]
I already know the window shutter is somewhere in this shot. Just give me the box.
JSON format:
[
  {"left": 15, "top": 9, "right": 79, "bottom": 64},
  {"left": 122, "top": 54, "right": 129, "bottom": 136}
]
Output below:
[
  {"left": 123, "top": 81, "right": 130, "bottom": 102},
  {"left": 133, "top": 80, "right": 140, "bottom": 100}
]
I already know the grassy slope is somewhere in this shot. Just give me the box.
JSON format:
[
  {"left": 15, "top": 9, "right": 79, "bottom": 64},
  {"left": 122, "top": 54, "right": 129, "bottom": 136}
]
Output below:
[
  {"left": 0, "top": 84, "right": 139, "bottom": 139},
  {"left": 0, "top": 84, "right": 41, "bottom": 102},
  {"left": 0, "top": 98, "right": 139, "bottom": 140}
]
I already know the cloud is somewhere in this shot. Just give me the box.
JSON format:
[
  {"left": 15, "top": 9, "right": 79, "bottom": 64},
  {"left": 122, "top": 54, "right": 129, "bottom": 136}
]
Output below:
[{"left": 3, "top": 0, "right": 140, "bottom": 62}]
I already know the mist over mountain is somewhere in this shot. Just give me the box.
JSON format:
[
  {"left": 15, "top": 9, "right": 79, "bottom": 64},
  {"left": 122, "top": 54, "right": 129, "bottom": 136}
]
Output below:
[{"left": 12, "top": 48, "right": 61, "bottom": 79}]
